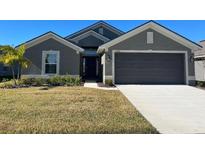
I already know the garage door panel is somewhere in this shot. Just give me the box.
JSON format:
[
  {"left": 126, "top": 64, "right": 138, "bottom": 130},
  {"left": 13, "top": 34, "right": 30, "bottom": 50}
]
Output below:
[{"left": 115, "top": 53, "right": 185, "bottom": 84}]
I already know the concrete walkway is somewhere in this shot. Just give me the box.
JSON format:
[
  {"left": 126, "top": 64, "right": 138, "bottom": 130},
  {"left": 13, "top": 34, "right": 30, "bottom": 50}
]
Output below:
[
  {"left": 84, "top": 81, "right": 118, "bottom": 90},
  {"left": 117, "top": 85, "right": 205, "bottom": 134}
]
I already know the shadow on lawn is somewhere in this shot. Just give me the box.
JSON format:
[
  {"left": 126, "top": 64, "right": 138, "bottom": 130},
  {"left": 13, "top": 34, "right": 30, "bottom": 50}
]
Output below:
[{"left": 39, "top": 86, "right": 57, "bottom": 90}]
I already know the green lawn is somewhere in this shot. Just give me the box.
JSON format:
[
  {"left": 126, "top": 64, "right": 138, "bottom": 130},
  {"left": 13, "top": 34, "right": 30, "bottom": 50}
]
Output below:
[{"left": 0, "top": 87, "right": 158, "bottom": 133}]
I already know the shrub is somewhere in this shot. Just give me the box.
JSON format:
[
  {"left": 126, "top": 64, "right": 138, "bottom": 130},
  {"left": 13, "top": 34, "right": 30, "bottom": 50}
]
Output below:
[
  {"left": 105, "top": 79, "right": 114, "bottom": 87},
  {"left": 20, "top": 78, "right": 35, "bottom": 86},
  {"left": 34, "top": 78, "right": 47, "bottom": 86},
  {"left": 0, "top": 76, "right": 13, "bottom": 82},
  {"left": 1, "top": 78, "right": 10, "bottom": 82},
  {"left": 48, "top": 76, "right": 64, "bottom": 86},
  {"left": 0, "top": 80, "right": 16, "bottom": 88},
  {"left": 0, "top": 75, "right": 81, "bottom": 88},
  {"left": 196, "top": 81, "right": 205, "bottom": 87},
  {"left": 63, "top": 76, "right": 81, "bottom": 86},
  {"left": 21, "top": 78, "right": 47, "bottom": 86},
  {"left": 48, "top": 76, "right": 81, "bottom": 86}
]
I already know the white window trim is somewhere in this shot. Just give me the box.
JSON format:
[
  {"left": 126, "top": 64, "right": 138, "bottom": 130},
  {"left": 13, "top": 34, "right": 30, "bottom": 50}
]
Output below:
[
  {"left": 41, "top": 50, "right": 60, "bottom": 75},
  {"left": 101, "top": 54, "right": 106, "bottom": 83},
  {"left": 112, "top": 50, "right": 189, "bottom": 85}
]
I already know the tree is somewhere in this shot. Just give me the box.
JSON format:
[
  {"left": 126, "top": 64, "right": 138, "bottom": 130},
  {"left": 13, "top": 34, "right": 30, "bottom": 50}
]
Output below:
[
  {"left": 0, "top": 45, "right": 30, "bottom": 85},
  {"left": 15, "top": 45, "right": 30, "bottom": 79}
]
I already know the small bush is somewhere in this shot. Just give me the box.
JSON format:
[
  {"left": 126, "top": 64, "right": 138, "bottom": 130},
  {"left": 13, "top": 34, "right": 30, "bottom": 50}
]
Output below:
[
  {"left": 196, "top": 81, "right": 205, "bottom": 87},
  {"left": 0, "top": 80, "right": 16, "bottom": 89},
  {"left": 65, "top": 76, "right": 81, "bottom": 86},
  {"left": 1, "top": 78, "right": 10, "bottom": 83},
  {"left": 48, "top": 76, "right": 81, "bottom": 86},
  {"left": 105, "top": 79, "right": 114, "bottom": 87},
  {"left": 34, "top": 78, "right": 48, "bottom": 86},
  {"left": 21, "top": 78, "right": 47, "bottom": 86},
  {"left": 20, "top": 78, "right": 35, "bottom": 86},
  {"left": 0, "top": 76, "right": 13, "bottom": 82},
  {"left": 48, "top": 76, "right": 64, "bottom": 86}
]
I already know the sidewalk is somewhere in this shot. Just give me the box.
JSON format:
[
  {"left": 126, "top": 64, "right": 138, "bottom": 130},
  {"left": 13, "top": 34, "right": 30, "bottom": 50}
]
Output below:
[{"left": 84, "top": 81, "right": 117, "bottom": 90}]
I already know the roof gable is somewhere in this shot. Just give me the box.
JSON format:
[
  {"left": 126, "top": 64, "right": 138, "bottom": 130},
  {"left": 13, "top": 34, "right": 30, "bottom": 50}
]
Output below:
[
  {"left": 98, "top": 21, "right": 202, "bottom": 52},
  {"left": 16, "top": 32, "right": 84, "bottom": 52},
  {"left": 195, "top": 41, "right": 205, "bottom": 57},
  {"left": 65, "top": 21, "right": 124, "bottom": 39},
  {"left": 70, "top": 30, "right": 110, "bottom": 43}
]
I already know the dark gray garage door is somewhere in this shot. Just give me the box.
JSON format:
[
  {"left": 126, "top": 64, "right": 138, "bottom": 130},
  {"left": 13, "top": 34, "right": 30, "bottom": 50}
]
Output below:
[{"left": 115, "top": 53, "right": 185, "bottom": 84}]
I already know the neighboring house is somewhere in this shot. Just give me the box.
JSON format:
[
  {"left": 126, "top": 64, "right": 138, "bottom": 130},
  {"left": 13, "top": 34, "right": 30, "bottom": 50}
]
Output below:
[
  {"left": 16, "top": 20, "right": 202, "bottom": 85},
  {"left": 0, "top": 63, "right": 12, "bottom": 77},
  {"left": 0, "top": 51, "right": 18, "bottom": 78},
  {"left": 194, "top": 40, "right": 205, "bottom": 82}
]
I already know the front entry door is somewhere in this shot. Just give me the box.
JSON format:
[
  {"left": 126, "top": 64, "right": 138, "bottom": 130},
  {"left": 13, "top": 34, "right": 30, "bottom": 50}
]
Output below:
[{"left": 84, "top": 57, "right": 97, "bottom": 80}]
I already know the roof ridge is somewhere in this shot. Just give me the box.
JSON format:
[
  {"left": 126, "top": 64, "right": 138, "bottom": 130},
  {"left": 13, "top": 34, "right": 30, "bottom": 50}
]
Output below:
[
  {"left": 98, "top": 20, "right": 202, "bottom": 51},
  {"left": 69, "top": 29, "right": 110, "bottom": 41},
  {"left": 15, "top": 31, "right": 84, "bottom": 51},
  {"left": 65, "top": 20, "right": 124, "bottom": 39}
]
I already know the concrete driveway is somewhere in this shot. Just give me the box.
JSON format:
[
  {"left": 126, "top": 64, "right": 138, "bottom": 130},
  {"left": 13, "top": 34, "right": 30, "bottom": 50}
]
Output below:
[{"left": 117, "top": 85, "right": 205, "bottom": 134}]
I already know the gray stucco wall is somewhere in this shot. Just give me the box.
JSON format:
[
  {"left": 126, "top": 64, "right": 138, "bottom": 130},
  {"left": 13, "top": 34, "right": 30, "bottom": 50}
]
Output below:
[
  {"left": 104, "top": 29, "right": 195, "bottom": 79},
  {"left": 22, "top": 38, "right": 80, "bottom": 75}
]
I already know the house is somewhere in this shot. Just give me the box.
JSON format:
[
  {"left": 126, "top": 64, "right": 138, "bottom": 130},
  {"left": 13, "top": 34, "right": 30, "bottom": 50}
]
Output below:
[
  {"left": 0, "top": 63, "right": 13, "bottom": 78},
  {"left": 0, "top": 51, "right": 18, "bottom": 79},
  {"left": 18, "top": 21, "right": 123, "bottom": 82},
  {"left": 16, "top": 21, "right": 202, "bottom": 85},
  {"left": 194, "top": 40, "right": 205, "bottom": 82}
]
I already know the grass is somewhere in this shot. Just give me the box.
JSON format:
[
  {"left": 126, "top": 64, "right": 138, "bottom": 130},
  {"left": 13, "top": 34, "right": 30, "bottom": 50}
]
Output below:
[{"left": 0, "top": 87, "right": 158, "bottom": 134}]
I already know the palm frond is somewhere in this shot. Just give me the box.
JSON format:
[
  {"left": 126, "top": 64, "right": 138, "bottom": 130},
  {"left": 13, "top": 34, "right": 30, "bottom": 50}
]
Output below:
[
  {"left": 0, "top": 45, "right": 16, "bottom": 54},
  {"left": 19, "top": 58, "right": 31, "bottom": 68},
  {"left": 17, "top": 45, "right": 26, "bottom": 57}
]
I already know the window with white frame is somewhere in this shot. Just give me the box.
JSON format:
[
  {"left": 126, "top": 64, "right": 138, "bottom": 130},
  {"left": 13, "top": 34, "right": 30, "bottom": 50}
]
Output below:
[
  {"left": 147, "top": 32, "right": 154, "bottom": 44},
  {"left": 42, "top": 50, "right": 59, "bottom": 74}
]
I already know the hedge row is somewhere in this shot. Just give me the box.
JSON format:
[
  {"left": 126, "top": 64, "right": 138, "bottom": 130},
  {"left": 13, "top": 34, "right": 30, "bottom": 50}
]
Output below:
[{"left": 0, "top": 76, "right": 81, "bottom": 88}]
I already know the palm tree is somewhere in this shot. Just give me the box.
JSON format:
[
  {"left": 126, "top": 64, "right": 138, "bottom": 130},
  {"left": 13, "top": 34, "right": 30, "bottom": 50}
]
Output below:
[
  {"left": 15, "top": 45, "right": 30, "bottom": 79},
  {"left": 0, "top": 45, "right": 30, "bottom": 85}
]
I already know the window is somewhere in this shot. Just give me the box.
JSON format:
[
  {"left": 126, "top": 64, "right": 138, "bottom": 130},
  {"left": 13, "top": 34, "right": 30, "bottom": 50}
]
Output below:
[
  {"left": 42, "top": 51, "right": 59, "bottom": 75},
  {"left": 147, "top": 32, "right": 154, "bottom": 44}
]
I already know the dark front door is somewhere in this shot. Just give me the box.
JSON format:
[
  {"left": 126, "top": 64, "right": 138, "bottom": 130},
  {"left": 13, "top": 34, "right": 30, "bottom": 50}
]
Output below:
[{"left": 84, "top": 57, "right": 97, "bottom": 80}]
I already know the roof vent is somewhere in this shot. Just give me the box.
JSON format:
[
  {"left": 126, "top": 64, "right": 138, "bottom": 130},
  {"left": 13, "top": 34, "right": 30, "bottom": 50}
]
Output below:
[{"left": 99, "top": 28, "right": 104, "bottom": 35}]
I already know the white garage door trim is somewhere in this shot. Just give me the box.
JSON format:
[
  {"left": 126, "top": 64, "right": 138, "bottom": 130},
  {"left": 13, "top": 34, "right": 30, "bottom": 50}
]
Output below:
[{"left": 112, "top": 50, "right": 189, "bottom": 85}]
